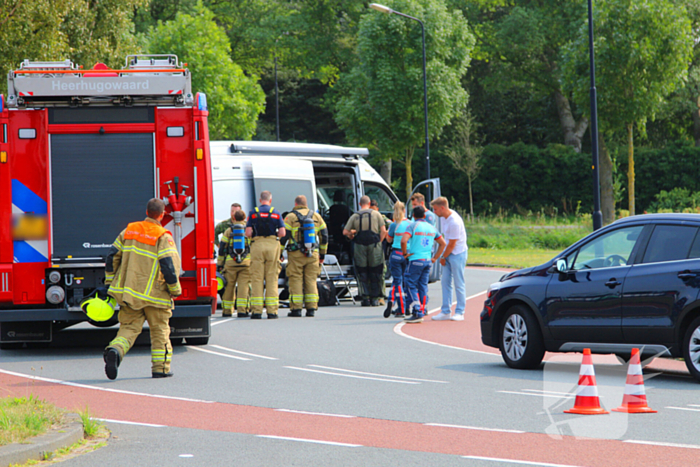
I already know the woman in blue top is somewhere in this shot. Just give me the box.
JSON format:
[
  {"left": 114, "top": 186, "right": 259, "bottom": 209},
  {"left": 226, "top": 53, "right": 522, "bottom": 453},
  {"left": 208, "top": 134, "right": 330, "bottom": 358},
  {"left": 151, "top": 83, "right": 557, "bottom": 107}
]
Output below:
[{"left": 384, "top": 201, "right": 412, "bottom": 318}]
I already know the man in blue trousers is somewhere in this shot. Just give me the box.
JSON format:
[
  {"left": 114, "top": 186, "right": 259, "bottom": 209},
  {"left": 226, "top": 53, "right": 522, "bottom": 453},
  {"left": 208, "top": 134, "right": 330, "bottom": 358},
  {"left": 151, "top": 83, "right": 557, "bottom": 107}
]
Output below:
[{"left": 401, "top": 206, "right": 446, "bottom": 323}]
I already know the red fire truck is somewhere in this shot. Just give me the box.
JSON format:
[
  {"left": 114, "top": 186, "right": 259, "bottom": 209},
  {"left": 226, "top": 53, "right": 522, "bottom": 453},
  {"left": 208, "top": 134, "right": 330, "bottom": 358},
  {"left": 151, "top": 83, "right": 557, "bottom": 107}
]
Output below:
[{"left": 0, "top": 55, "right": 216, "bottom": 347}]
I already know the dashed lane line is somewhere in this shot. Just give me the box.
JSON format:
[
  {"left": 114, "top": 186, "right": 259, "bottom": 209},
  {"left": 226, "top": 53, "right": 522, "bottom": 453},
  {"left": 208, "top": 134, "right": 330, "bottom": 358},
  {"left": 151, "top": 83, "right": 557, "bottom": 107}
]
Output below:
[
  {"left": 463, "top": 456, "right": 583, "bottom": 467},
  {"left": 284, "top": 366, "right": 420, "bottom": 384},
  {"left": 94, "top": 418, "right": 167, "bottom": 427},
  {"left": 210, "top": 344, "right": 278, "bottom": 360},
  {"left": 274, "top": 409, "right": 356, "bottom": 418},
  {"left": 665, "top": 406, "right": 700, "bottom": 413},
  {"left": 307, "top": 364, "right": 448, "bottom": 384},
  {"left": 424, "top": 423, "right": 525, "bottom": 434},
  {"left": 256, "top": 435, "right": 362, "bottom": 447},
  {"left": 622, "top": 440, "right": 700, "bottom": 450},
  {"left": 0, "top": 368, "right": 215, "bottom": 403},
  {"left": 497, "top": 390, "right": 574, "bottom": 399},
  {"left": 188, "top": 346, "right": 251, "bottom": 361}
]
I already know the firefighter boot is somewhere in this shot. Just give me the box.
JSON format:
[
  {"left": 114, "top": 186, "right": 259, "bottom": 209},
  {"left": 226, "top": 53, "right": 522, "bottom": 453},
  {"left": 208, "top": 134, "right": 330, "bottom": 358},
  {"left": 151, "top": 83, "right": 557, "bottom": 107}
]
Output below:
[
  {"left": 288, "top": 309, "right": 302, "bottom": 317},
  {"left": 104, "top": 347, "right": 121, "bottom": 380},
  {"left": 306, "top": 309, "right": 316, "bottom": 317}
]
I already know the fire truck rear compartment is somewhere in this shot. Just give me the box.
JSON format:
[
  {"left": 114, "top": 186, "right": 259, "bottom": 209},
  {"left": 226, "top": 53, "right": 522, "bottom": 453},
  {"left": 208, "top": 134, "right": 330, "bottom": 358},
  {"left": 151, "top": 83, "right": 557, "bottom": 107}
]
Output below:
[{"left": 50, "top": 133, "right": 155, "bottom": 261}]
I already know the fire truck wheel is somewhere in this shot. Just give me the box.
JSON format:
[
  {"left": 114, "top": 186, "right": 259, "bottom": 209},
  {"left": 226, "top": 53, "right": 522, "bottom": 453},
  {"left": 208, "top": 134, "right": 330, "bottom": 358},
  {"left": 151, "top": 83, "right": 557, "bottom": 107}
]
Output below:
[{"left": 185, "top": 337, "right": 209, "bottom": 346}]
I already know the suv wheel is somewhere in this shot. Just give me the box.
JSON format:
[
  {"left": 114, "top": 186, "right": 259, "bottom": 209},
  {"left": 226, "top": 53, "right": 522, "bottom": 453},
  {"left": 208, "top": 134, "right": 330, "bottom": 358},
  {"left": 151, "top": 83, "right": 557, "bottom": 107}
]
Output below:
[
  {"left": 500, "top": 305, "right": 545, "bottom": 369},
  {"left": 682, "top": 316, "right": 700, "bottom": 383}
]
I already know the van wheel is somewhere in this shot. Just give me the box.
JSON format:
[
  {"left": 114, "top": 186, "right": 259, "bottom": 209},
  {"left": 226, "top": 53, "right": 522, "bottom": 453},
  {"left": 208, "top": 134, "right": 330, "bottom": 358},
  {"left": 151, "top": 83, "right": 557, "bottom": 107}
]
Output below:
[
  {"left": 500, "top": 305, "right": 545, "bottom": 369},
  {"left": 682, "top": 316, "right": 700, "bottom": 383},
  {"left": 185, "top": 337, "right": 209, "bottom": 346}
]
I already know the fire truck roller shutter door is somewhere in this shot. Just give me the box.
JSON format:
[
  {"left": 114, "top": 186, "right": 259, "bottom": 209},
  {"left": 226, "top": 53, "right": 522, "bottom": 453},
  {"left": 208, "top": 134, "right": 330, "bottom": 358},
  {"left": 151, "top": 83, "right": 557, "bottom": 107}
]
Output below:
[{"left": 50, "top": 133, "right": 155, "bottom": 260}]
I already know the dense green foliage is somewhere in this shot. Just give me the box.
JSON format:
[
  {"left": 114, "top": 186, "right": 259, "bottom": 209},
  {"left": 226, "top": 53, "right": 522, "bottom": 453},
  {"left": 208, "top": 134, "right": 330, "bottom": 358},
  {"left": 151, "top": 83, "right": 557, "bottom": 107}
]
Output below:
[{"left": 3, "top": 0, "right": 700, "bottom": 219}]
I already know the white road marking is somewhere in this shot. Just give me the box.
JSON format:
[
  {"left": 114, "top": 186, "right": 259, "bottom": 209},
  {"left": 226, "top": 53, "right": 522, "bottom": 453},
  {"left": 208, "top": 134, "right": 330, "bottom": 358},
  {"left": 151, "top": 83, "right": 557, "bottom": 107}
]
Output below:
[
  {"left": 393, "top": 292, "right": 499, "bottom": 357},
  {"left": 284, "top": 366, "right": 420, "bottom": 384},
  {"left": 424, "top": 422, "right": 525, "bottom": 434},
  {"left": 274, "top": 409, "right": 356, "bottom": 418},
  {"left": 210, "top": 345, "right": 278, "bottom": 360},
  {"left": 521, "top": 389, "right": 575, "bottom": 396},
  {"left": 497, "top": 390, "right": 574, "bottom": 399},
  {"left": 623, "top": 439, "right": 700, "bottom": 450},
  {"left": 689, "top": 404, "right": 700, "bottom": 408},
  {"left": 308, "top": 365, "right": 448, "bottom": 383},
  {"left": 256, "top": 435, "right": 362, "bottom": 447},
  {"left": 0, "top": 368, "right": 215, "bottom": 403},
  {"left": 665, "top": 406, "right": 700, "bottom": 413},
  {"left": 188, "top": 346, "right": 251, "bottom": 361},
  {"left": 211, "top": 318, "right": 235, "bottom": 327},
  {"left": 463, "top": 456, "right": 582, "bottom": 467},
  {"left": 94, "top": 418, "right": 166, "bottom": 427}
]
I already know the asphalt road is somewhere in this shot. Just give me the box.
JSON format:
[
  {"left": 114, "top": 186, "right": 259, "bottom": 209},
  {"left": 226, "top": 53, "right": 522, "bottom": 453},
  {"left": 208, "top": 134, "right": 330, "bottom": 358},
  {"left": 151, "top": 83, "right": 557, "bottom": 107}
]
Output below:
[{"left": 1, "top": 267, "right": 699, "bottom": 467}]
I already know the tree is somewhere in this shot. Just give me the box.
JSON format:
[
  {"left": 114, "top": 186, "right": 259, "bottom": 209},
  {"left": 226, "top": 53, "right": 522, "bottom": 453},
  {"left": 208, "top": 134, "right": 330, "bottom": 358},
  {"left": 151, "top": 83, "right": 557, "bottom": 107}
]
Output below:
[
  {"left": 0, "top": 0, "right": 146, "bottom": 95},
  {"left": 563, "top": 0, "right": 693, "bottom": 216},
  {"left": 456, "top": 0, "right": 590, "bottom": 152},
  {"left": 145, "top": 4, "right": 266, "bottom": 140},
  {"left": 446, "top": 109, "right": 482, "bottom": 219},
  {"left": 335, "top": 0, "right": 474, "bottom": 199}
]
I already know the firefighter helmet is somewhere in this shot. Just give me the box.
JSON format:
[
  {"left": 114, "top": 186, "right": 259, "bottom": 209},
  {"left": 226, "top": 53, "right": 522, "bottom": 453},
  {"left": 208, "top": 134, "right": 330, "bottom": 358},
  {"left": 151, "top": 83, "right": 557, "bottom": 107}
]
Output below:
[
  {"left": 216, "top": 272, "right": 227, "bottom": 294},
  {"left": 81, "top": 296, "right": 117, "bottom": 322}
]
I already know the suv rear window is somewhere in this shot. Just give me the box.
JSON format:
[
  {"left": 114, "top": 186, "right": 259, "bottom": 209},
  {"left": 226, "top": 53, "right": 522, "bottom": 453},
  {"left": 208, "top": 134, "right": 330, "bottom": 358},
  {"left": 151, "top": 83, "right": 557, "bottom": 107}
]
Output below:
[{"left": 642, "top": 225, "right": 698, "bottom": 263}]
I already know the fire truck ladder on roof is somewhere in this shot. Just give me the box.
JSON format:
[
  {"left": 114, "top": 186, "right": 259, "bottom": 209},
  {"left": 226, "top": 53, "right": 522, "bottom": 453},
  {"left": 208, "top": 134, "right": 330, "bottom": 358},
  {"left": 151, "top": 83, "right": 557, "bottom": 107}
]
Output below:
[{"left": 6, "top": 54, "right": 193, "bottom": 108}]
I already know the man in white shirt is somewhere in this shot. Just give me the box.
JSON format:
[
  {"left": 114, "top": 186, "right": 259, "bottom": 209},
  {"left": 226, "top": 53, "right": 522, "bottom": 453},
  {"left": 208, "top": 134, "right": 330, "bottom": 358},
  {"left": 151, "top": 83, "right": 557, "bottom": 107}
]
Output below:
[{"left": 429, "top": 197, "right": 468, "bottom": 321}]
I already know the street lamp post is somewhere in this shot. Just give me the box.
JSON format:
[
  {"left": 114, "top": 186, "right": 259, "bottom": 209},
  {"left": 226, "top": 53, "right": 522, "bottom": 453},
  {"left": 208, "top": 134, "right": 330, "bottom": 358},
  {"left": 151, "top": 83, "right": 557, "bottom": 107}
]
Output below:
[
  {"left": 275, "top": 55, "right": 280, "bottom": 142},
  {"left": 370, "top": 3, "right": 430, "bottom": 180},
  {"left": 588, "top": 0, "right": 602, "bottom": 230}
]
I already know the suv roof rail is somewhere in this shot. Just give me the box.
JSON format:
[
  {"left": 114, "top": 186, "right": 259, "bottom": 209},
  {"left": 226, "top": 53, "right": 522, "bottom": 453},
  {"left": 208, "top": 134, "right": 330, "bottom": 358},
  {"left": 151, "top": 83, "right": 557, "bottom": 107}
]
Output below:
[{"left": 223, "top": 141, "right": 369, "bottom": 157}]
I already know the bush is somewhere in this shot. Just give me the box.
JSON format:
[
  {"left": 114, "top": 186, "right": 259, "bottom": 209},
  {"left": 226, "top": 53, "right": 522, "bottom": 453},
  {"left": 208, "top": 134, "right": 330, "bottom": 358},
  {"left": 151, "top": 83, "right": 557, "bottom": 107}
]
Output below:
[{"left": 647, "top": 187, "right": 700, "bottom": 213}]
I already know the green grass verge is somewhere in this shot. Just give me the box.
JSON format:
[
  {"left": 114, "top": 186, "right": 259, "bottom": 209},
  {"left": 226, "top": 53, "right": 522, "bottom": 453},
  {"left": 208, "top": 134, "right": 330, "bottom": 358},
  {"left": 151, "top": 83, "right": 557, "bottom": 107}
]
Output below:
[
  {"left": 467, "top": 223, "right": 590, "bottom": 250},
  {"left": 0, "top": 395, "right": 64, "bottom": 446},
  {"left": 469, "top": 248, "right": 556, "bottom": 269}
]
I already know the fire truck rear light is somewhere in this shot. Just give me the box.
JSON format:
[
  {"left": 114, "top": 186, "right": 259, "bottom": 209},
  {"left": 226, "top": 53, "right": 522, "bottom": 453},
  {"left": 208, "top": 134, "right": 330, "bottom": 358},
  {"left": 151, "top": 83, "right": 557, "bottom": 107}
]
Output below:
[
  {"left": 18, "top": 129, "right": 36, "bottom": 139},
  {"left": 48, "top": 271, "right": 61, "bottom": 284},
  {"left": 196, "top": 148, "right": 203, "bottom": 160},
  {"left": 46, "top": 285, "right": 65, "bottom": 304},
  {"left": 0, "top": 151, "right": 6, "bottom": 163}
]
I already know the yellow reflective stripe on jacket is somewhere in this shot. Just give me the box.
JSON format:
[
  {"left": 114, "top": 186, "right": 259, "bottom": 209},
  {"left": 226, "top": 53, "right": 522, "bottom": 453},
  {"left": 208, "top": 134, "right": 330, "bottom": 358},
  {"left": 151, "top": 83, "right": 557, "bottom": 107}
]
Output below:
[
  {"left": 144, "top": 255, "right": 160, "bottom": 295},
  {"left": 114, "top": 238, "right": 124, "bottom": 250},
  {"left": 158, "top": 248, "right": 178, "bottom": 258},
  {"left": 108, "top": 284, "right": 172, "bottom": 307},
  {"left": 121, "top": 244, "right": 158, "bottom": 259}
]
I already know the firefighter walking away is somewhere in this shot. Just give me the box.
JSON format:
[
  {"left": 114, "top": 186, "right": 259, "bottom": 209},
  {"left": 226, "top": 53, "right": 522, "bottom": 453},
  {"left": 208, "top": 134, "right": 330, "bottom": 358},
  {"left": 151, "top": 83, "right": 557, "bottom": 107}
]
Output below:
[{"left": 103, "top": 198, "right": 182, "bottom": 380}]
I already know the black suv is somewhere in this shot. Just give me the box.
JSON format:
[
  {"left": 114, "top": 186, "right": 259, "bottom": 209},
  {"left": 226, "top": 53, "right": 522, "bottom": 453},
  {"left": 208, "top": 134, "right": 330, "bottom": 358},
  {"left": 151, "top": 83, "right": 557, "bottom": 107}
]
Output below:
[{"left": 480, "top": 214, "right": 700, "bottom": 382}]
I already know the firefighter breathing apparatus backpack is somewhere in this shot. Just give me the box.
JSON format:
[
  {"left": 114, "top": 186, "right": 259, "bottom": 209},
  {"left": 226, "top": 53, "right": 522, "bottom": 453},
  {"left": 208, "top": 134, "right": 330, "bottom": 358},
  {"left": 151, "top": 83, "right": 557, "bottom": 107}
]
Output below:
[
  {"left": 229, "top": 224, "right": 248, "bottom": 263},
  {"left": 290, "top": 210, "right": 317, "bottom": 257}
]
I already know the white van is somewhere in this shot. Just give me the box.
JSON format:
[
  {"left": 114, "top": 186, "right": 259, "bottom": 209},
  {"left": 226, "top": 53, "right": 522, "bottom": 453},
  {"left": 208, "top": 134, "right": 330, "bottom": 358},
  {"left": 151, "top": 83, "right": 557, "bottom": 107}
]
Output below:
[{"left": 210, "top": 141, "right": 442, "bottom": 287}]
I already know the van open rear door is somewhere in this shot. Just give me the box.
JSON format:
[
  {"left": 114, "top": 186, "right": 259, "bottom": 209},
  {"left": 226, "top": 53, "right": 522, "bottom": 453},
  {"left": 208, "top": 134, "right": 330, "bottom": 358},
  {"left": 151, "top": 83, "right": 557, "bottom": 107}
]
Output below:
[
  {"left": 410, "top": 178, "right": 442, "bottom": 283},
  {"left": 250, "top": 157, "right": 317, "bottom": 214}
]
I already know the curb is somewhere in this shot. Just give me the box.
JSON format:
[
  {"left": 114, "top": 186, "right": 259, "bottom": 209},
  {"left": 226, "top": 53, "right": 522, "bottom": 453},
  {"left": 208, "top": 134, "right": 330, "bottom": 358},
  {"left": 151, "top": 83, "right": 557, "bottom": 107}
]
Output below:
[{"left": 0, "top": 413, "right": 84, "bottom": 467}]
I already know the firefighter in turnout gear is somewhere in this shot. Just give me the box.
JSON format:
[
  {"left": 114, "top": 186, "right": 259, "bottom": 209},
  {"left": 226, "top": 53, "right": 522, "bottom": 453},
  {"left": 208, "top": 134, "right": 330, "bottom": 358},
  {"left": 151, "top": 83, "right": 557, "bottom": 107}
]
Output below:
[
  {"left": 282, "top": 195, "right": 329, "bottom": 317},
  {"left": 217, "top": 209, "right": 251, "bottom": 318},
  {"left": 103, "top": 198, "right": 182, "bottom": 380},
  {"left": 343, "top": 195, "right": 387, "bottom": 306},
  {"left": 246, "top": 191, "right": 286, "bottom": 319},
  {"left": 214, "top": 203, "right": 241, "bottom": 245}
]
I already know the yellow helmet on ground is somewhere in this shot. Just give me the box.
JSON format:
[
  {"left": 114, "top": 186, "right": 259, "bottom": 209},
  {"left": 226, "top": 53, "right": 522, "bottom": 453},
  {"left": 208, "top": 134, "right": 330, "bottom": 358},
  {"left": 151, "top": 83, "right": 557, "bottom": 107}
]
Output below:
[{"left": 81, "top": 296, "right": 117, "bottom": 322}]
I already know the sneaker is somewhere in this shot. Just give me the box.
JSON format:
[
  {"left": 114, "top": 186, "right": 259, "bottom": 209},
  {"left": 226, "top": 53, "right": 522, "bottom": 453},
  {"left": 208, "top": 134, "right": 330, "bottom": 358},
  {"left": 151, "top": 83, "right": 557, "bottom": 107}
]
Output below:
[
  {"left": 361, "top": 299, "right": 371, "bottom": 307},
  {"left": 251, "top": 313, "right": 262, "bottom": 320},
  {"left": 237, "top": 312, "right": 250, "bottom": 318},
  {"left": 378, "top": 298, "right": 386, "bottom": 306},
  {"left": 288, "top": 309, "right": 302, "bottom": 317},
  {"left": 450, "top": 314, "right": 465, "bottom": 321},
  {"left": 104, "top": 348, "right": 120, "bottom": 381},
  {"left": 152, "top": 371, "right": 174, "bottom": 378},
  {"left": 431, "top": 312, "right": 452, "bottom": 321},
  {"left": 394, "top": 310, "right": 405, "bottom": 317},
  {"left": 267, "top": 313, "right": 279, "bottom": 319},
  {"left": 370, "top": 299, "right": 379, "bottom": 307},
  {"left": 404, "top": 314, "right": 424, "bottom": 324},
  {"left": 305, "top": 309, "right": 315, "bottom": 317}
]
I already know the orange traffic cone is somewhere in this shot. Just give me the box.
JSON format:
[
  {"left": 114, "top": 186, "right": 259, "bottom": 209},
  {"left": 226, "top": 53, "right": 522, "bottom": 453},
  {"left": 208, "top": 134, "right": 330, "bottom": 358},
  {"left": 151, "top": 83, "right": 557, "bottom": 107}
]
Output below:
[
  {"left": 565, "top": 348, "right": 609, "bottom": 415},
  {"left": 612, "top": 348, "right": 657, "bottom": 414}
]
